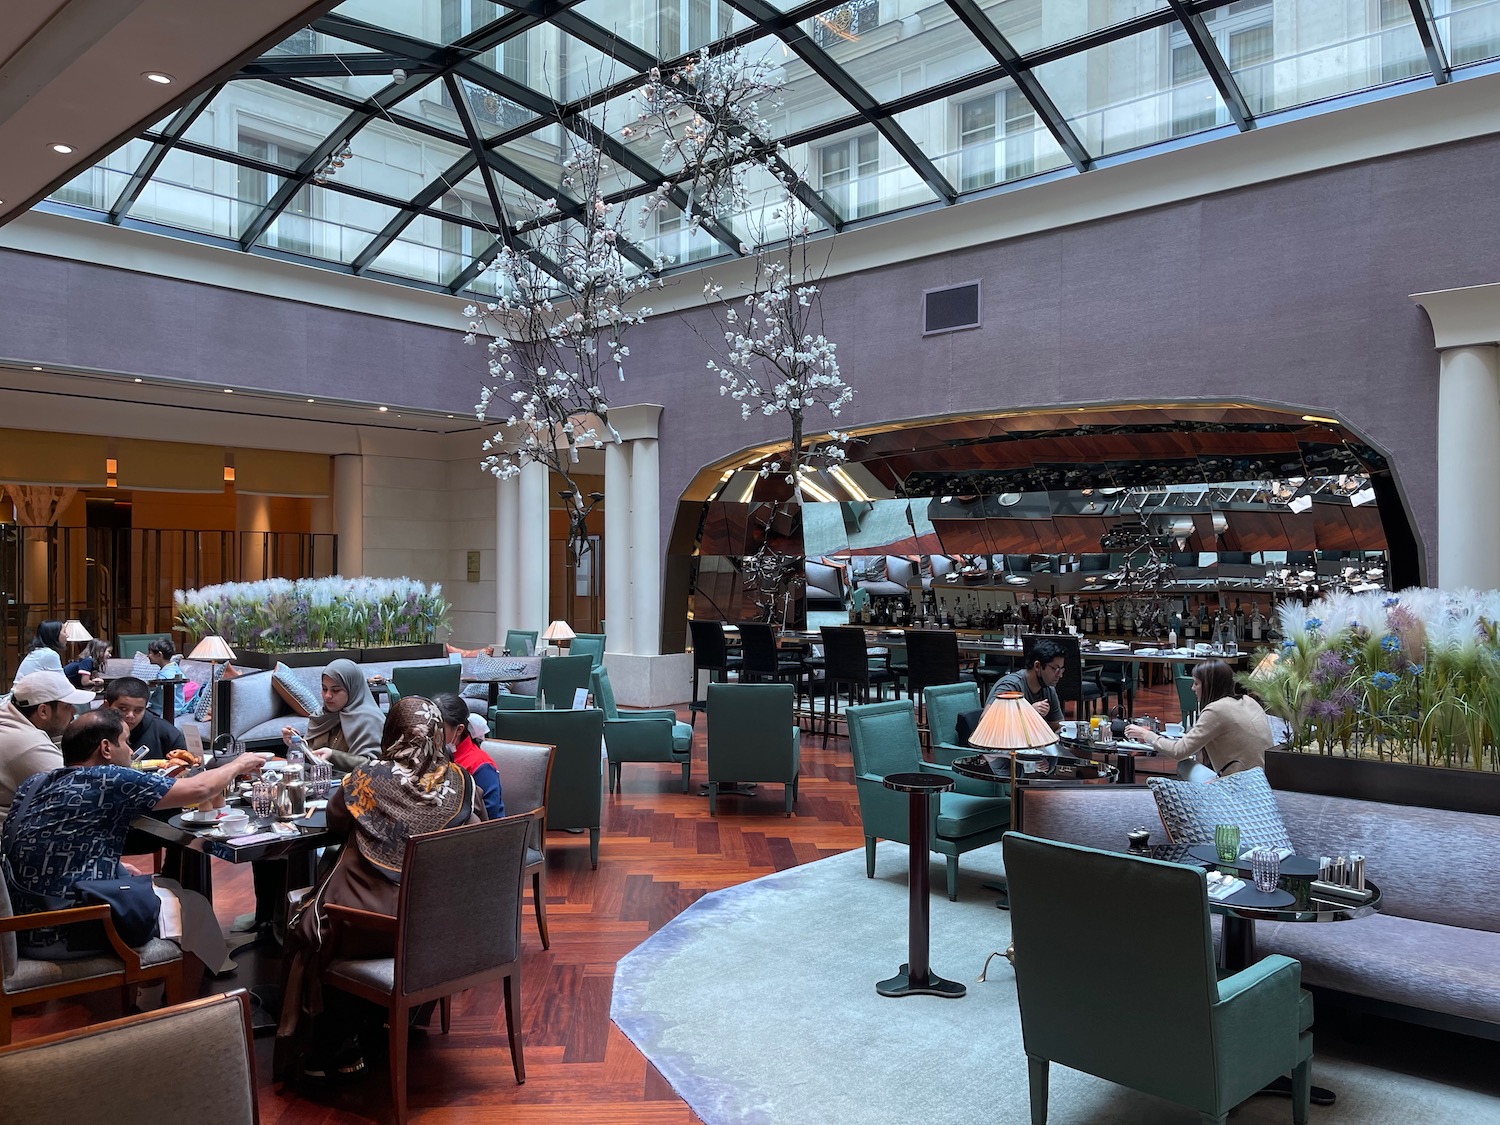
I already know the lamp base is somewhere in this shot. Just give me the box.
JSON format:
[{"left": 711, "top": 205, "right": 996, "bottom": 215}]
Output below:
[{"left": 876, "top": 964, "right": 966, "bottom": 999}]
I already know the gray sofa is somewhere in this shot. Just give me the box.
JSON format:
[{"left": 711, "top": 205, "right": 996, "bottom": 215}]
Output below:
[{"left": 1014, "top": 782, "right": 1500, "bottom": 1041}]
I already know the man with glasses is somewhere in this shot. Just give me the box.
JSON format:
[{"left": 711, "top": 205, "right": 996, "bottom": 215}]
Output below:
[
  {"left": 986, "top": 638, "right": 1066, "bottom": 733},
  {"left": 0, "top": 670, "right": 93, "bottom": 825}
]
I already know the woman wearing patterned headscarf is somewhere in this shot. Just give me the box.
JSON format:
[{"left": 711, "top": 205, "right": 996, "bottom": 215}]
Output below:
[{"left": 276, "top": 696, "right": 482, "bottom": 1080}]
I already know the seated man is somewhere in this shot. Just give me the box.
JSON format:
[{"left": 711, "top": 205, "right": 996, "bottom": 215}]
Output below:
[
  {"left": 0, "top": 671, "right": 90, "bottom": 825},
  {"left": 105, "top": 675, "right": 187, "bottom": 759},
  {"left": 985, "top": 637, "right": 1066, "bottom": 734},
  {"left": 145, "top": 638, "right": 187, "bottom": 719},
  {"left": 1, "top": 708, "right": 267, "bottom": 973}
]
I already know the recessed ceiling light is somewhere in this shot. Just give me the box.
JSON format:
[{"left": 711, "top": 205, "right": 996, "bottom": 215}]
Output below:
[
  {"left": 31, "top": 366, "right": 42, "bottom": 371},
  {"left": 142, "top": 72, "right": 174, "bottom": 85},
  {"left": 133, "top": 377, "right": 142, "bottom": 383},
  {"left": 378, "top": 406, "right": 388, "bottom": 412},
  {"left": 223, "top": 388, "right": 233, "bottom": 394},
  {"left": 50, "top": 143, "right": 73, "bottom": 154},
  {"left": 307, "top": 398, "right": 315, "bottom": 403},
  {"left": 446, "top": 414, "right": 454, "bottom": 419}
]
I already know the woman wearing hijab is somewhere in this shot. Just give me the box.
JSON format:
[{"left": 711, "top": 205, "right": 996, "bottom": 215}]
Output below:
[
  {"left": 281, "top": 658, "right": 385, "bottom": 773},
  {"left": 14, "top": 621, "right": 65, "bottom": 684},
  {"left": 276, "top": 695, "right": 482, "bottom": 1079}
]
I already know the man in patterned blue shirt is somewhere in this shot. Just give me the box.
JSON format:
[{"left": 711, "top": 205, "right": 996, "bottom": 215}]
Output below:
[{"left": 2, "top": 708, "right": 266, "bottom": 970}]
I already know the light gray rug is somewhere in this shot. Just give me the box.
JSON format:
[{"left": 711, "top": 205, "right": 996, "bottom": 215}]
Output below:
[{"left": 611, "top": 845, "right": 1500, "bottom": 1125}]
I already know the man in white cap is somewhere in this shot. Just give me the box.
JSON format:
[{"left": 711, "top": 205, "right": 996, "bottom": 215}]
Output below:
[{"left": 0, "top": 670, "right": 94, "bottom": 825}]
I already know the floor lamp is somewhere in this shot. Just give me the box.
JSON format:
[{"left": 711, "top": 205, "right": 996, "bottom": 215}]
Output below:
[
  {"left": 189, "top": 634, "right": 236, "bottom": 748},
  {"left": 967, "top": 691, "right": 1057, "bottom": 918}
]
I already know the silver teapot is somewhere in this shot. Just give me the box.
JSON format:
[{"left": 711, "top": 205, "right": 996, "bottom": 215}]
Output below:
[{"left": 273, "top": 763, "right": 307, "bottom": 820}]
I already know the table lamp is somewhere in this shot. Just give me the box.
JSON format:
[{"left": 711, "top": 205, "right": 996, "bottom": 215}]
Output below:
[
  {"left": 968, "top": 691, "right": 1059, "bottom": 783},
  {"left": 59, "top": 619, "right": 93, "bottom": 645},
  {"left": 541, "top": 620, "right": 575, "bottom": 657}
]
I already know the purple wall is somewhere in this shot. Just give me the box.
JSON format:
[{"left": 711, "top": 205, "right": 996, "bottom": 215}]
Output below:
[{"left": 5, "top": 133, "right": 1499, "bottom": 581}]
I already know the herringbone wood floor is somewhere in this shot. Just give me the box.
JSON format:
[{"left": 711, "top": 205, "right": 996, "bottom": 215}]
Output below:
[{"left": 12, "top": 683, "right": 1177, "bottom": 1122}]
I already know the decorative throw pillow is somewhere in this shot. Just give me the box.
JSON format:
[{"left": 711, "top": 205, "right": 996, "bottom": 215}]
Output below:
[
  {"left": 192, "top": 662, "right": 224, "bottom": 722},
  {"left": 445, "top": 643, "right": 494, "bottom": 658},
  {"left": 271, "top": 662, "right": 323, "bottom": 718},
  {"left": 131, "top": 652, "right": 154, "bottom": 680},
  {"left": 1148, "top": 767, "right": 1293, "bottom": 853},
  {"left": 465, "top": 654, "right": 529, "bottom": 699},
  {"left": 860, "top": 555, "right": 887, "bottom": 583}
]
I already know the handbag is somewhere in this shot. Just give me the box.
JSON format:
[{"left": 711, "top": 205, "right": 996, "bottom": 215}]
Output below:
[{"left": 71, "top": 874, "right": 161, "bottom": 949}]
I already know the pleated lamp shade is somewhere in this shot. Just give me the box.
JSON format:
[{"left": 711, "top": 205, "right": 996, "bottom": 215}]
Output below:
[
  {"left": 188, "top": 635, "right": 237, "bottom": 662},
  {"left": 541, "top": 620, "right": 575, "bottom": 643},
  {"left": 969, "top": 692, "right": 1057, "bottom": 751},
  {"left": 59, "top": 619, "right": 93, "bottom": 643}
]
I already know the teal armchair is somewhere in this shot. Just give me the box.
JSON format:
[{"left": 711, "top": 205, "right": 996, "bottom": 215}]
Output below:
[
  {"left": 922, "top": 683, "right": 1004, "bottom": 798},
  {"left": 1177, "top": 672, "right": 1199, "bottom": 728},
  {"left": 116, "top": 632, "right": 172, "bottom": 658},
  {"left": 389, "top": 663, "right": 461, "bottom": 702},
  {"left": 570, "top": 633, "right": 606, "bottom": 670},
  {"left": 504, "top": 629, "right": 539, "bottom": 657},
  {"left": 847, "top": 699, "right": 1009, "bottom": 901},
  {"left": 705, "top": 683, "right": 800, "bottom": 816},
  {"left": 490, "top": 708, "right": 606, "bottom": 868},
  {"left": 500, "top": 654, "right": 593, "bottom": 711},
  {"left": 592, "top": 668, "right": 691, "bottom": 793},
  {"left": 1003, "top": 832, "right": 1313, "bottom": 1125}
]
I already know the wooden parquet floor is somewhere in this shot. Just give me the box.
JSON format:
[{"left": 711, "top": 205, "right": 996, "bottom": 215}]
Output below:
[{"left": 12, "top": 683, "right": 1178, "bottom": 1123}]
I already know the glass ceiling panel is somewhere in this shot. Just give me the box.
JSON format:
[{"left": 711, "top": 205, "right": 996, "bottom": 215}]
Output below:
[
  {"left": 782, "top": 124, "right": 939, "bottom": 221},
  {"left": 1206, "top": 0, "right": 1423, "bottom": 116},
  {"left": 125, "top": 149, "right": 266, "bottom": 239},
  {"left": 445, "top": 76, "right": 541, "bottom": 139},
  {"left": 1434, "top": 0, "right": 1500, "bottom": 67},
  {"left": 893, "top": 85, "right": 1071, "bottom": 194},
  {"left": 797, "top": 1, "right": 994, "bottom": 104},
  {"left": 633, "top": 198, "right": 728, "bottom": 268},
  {"left": 747, "top": 36, "right": 863, "bottom": 140},
  {"left": 1032, "top": 23, "right": 1229, "bottom": 158},
  {"left": 985, "top": 0, "right": 1172, "bottom": 55},
  {"left": 184, "top": 81, "right": 353, "bottom": 166},
  {"left": 339, "top": 119, "right": 470, "bottom": 208},
  {"left": 325, "top": 0, "right": 447, "bottom": 44},
  {"left": 574, "top": 0, "right": 756, "bottom": 60},
  {"left": 49, "top": 138, "right": 154, "bottom": 214},
  {"left": 256, "top": 184, "right": 402, "bottom": 264}
]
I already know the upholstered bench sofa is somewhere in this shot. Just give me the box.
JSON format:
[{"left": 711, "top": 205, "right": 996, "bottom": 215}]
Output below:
[{"left": 1013, "top": 778, "right": 1500, "bottom": 1041}]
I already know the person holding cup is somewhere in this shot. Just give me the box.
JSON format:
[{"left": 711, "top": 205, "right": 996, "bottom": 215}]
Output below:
[{"left": 1125, "top": 659, "right": 1271, "bottom": 777}]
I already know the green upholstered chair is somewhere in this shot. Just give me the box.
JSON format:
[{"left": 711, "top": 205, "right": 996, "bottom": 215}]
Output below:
[
  {"left": 500, "top": 654, "right": 594, "bottom": 711},
  {"left": 390, "top": 663, "right": 461, "bottom": 702},
  {"left": 569, "top": 633, "right": 606, "bottom": 670},
  {"left": 504, "top": 629, "right": 539, "bottom": 657},
  {"left": 489, "top": 708, "right": 606, "bottom": 868},
  {"left": 1177, "top": 671, "right": 1199, "bottom": 728},
  {"left": 591, "top": 668, "right": 691, "bottom": 794},
  {"left": 846, "top": 699, "right": 1009, "bottom": 901},
  {"left": 1003, "top": 832, "right": 1313, "bottom": 1125},
  {"left": 921, "top": 682, "right": 1004, "bottom": 798},
  {"left": 705, "top": 683, "right": 800, "bottom": 816},
  {"left": 116, "top": 632, "right": 172, "bottom": 659}
]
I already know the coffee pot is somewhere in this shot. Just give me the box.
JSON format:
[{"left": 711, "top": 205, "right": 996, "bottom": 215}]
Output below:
[{"left": 273, "top": 763, "right": 307, "bottom": 820}]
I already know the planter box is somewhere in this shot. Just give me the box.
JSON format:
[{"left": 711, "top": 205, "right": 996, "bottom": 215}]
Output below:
[
  {"left": 358, "top": 643, "right": 445, "bottom": 663},
  {"left": 235, "top": 649, "right": 359, "bottom": 671},
  {"left": 1265, "top": 748, "right": 1500, "bottom": 817}
]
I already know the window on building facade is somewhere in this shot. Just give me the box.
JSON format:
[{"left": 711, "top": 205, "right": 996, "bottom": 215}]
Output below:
[
  {"left": 659, "top": 0, "right": 735, "bottom": 59},
  {"left": 818, "top": 133, "right": 879, "bottom": 220},
  {"left": 957, "top": 87, "right": 1035, "bottom": 192},
  {"left": 238, "top": 135, "right": 316, "bottom": 254},
  {"left": 1169, "top": 1, "right": 1272, "bottom": 135}
]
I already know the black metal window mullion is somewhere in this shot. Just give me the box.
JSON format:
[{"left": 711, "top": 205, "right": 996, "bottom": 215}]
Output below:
[
  {"left": 109, "top": 88, "right": 218, "bottom": 222},
  {"left": 1405, "top": 0, "right": 1452, "bottom": 82},
  {"left": 1166, "top": 0, "right": 1255, "bottom": 130}
]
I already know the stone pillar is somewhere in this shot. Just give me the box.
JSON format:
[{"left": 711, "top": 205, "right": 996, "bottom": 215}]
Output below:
[
  {"left": 495, "top": 472, "right": 522, "bottom": 641},
  {"left": 604, "top": 439, "right": 632, "bottom": 654},
  {"left": 236, "top": 492, "right": 271, "bottom": 581},
  {"left": 1436, "top": 345, "right": 1500, "bottom": 590},
  {"left": 628, "top": 437, "right": 662, "bottom": 656},
  {"left": 332, "top": 454, "right": 363, "bottom": 576},
  {"left": 516, "top": 461, "right": 550, "bottom": 633}
]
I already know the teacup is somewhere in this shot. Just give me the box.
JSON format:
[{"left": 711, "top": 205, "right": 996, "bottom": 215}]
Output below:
[
  {"left": 218, "top": 812, "right": 251, "bottom": 837},
  {"left": 1164, "top": 723, "right": 1184, "bottom": 738}
]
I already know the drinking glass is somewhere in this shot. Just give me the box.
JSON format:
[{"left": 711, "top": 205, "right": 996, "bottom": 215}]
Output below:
[
  {"left": 1214, "top": 824, "right": 1241, "bottom": 864},
  {"left": 1251, "top": 848, "right": 1281, "bottom": 893},
  {"left": 309, "top": 761, "right": 332, "bottom": 800},
  {"left": 250, "top": 780, "right": 274, "bottom": 820}
]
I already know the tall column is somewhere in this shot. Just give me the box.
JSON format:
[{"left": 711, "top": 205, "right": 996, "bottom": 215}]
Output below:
[
  {"left": 495, "top": 472, "right": 522, "bottom": 639},
  {"left": 1436, "top": 345, "right": 1500, "bottom": 590},
  {"left": 604, "top": 439, "right": 633, "bottom": 654},
  {"left": 516, "top": 461, "right": 550, "bottom": 633},
  {"left": 628, "top": 437, "right": 661, "bottom": 655},
  {"left": 236, "top": 492, "right": 271, "bottom": 581},
  {"left": 333, "top": 454, "right": 363, "bottom": 576}
]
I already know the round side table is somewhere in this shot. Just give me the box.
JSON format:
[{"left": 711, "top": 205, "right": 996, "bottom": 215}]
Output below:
[{"left": 875, "top": 771, "right": 966, "bottom": 999}]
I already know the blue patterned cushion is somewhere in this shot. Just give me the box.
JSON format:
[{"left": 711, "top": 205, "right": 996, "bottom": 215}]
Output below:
[
  {"left": 1148, "top": 767, "right": 1293, "bottom": 852},
  {"left": 131, "top": 652, "right": 154, "bottom": 680},
  {"left": 192, "top": 662, "right": 223, "bottom": 722},
  {"left": 272, "top": 662, "right": 323, "bottom": 718}
]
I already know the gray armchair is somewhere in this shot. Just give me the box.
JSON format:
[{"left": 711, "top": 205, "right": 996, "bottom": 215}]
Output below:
[
  {"left": 846, "top": 699, "right": 1009, "bottom": 901},
  {"left": 705, "top": 682, "right": 800, "bottom": 816},
  {"left": 324, "top": 814, "right": 534, "bottom": 1125},
  {"left": 1003, "top": 832, "right": 1313, "bottom": 1125},
  {"left": 490, "top": 707, "right": 606, "bottom": 868},
  {"left": 592, "top": 668, "right": 691, "bottom": 794},
  {"left": 483, "top": 737, "right": 556, "bottom": 948}
]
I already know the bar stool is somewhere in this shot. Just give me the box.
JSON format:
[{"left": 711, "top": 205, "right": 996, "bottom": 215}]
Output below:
[
  {"left": 902, "top": 629, "right": 974, "bottom": 729},
  {"left": 688, "top": 619, "right": 742, "bottom": 728},
  {"left": 819, "top": 626, "right": 896, "bottom": 748}
]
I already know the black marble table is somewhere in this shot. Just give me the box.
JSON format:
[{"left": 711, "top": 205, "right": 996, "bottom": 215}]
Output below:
[{"left": 875, "top": 771, "right": 965, "bottom": 1000}]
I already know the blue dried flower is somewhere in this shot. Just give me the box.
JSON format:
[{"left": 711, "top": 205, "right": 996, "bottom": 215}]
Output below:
[
  {"left": 1380, "top": 634, "right": 1401, "bottom": 653},
  {"left": 1282, "top": 638, "right": 1296, "bottom": 650},
  {"left": 1408, "top": 663, "right": 1423, "bottom": 676},
  {"left": 1383, "top": 596, "right": 1399, "bottom": 607},
  {"left": 1371, "top": 671, "right": 1399, "bottom": 691},
  {"left": 1305, "top": 617, "right": 1323, "bottom": 631}
]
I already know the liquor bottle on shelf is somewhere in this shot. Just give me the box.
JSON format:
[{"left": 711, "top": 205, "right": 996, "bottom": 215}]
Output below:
[
  {"left": 1197, "top": 598, "right": 1210, "bottom": 633},
  {"left": 1249, "top": 602, "right": 1265, "bottom": 642},
  {"left": 1182, "top": 596, "right": 1196, "bottom": 641},
  {"left": 1105, "top": 601, "right": 1118, "bottom": 635},
  {"left": 1233, "top": 598, "right": 1245, "bottom": 640}
]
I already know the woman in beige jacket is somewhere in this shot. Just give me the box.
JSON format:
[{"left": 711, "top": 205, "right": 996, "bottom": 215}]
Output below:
[{"left": 1126, "top": 659, "right": 1273, "bottom": 776}]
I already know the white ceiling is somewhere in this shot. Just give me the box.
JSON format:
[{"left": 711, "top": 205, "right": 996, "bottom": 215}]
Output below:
[{"left": 0, "top": 0, "right": 336, "bottom": 225}]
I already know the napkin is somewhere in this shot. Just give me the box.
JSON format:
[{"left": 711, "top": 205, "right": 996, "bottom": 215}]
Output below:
[{"left": 1206, "top": 876, "right": 1247, "bottom": 900}]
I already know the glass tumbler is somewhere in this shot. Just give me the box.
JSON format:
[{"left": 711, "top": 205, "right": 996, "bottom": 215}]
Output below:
[
  {"left": 1214, "top": 824, "right": 1241, "bottom": 864},
  {"left": 309, "top": 761, "right": 332, "bottom": 800},
  {"left": 250, "top": 780, "right": 274, "bottom": 820},
  {"left": 1251, "top": 848, "right": 1281, "bottom": 893}
]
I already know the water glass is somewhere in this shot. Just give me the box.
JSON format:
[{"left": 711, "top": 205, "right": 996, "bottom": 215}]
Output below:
[
  {"left": 1214, "top": 824, "right": 1241, "bottom": 864},
  {"left": 1251, "top": 848, "right": 1281, "bottom": 893},
  {"left": 309, "top": 761, "right": 332, "bottom": 800},
  {"left": 250, "top": 780, "right": 274, "bottom": 820}
]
